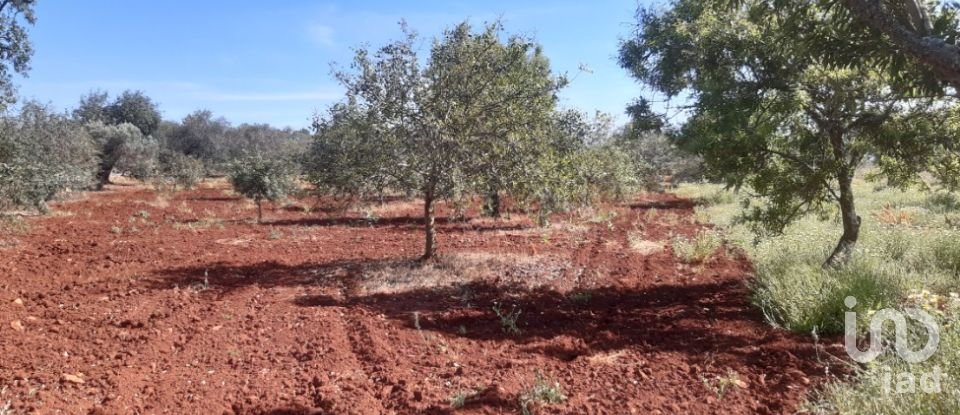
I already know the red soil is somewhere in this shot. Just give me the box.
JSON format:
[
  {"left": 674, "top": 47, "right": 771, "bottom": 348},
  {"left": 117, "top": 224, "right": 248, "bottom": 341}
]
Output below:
[{"left": 0, "top": 182, "right": 843, "bottom": 414}]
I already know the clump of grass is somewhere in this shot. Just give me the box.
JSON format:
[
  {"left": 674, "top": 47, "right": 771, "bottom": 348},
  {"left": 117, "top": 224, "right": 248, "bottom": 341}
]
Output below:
[
  {"left": 449, "top": 392, "right": 468, "bottom": 409},
  {"left": 0, "top": 215, "right": 30, "bottom": 234},
  {"left": 492, "top": 302, "right": 522, "bottom": 335},
  {"left": 110, "top": 225, "right": 123, "bottom": 234},
  {"left": 701, "top": 369, "right": 745, "bottom": 399},
  {"left": 670, "top": 229, "right": 723, "bottom": 263},
  {"left": 930, "top": 234, "right": 960, "bottom": 275},
  {"left": 628, "top": 231, "right": 662, "bottom": 255},
  {"left": 519, "top": 371, "right": 566, "bottom": 415},
  {"left": 750, "top": 253, "right": 904, "bottom": 334},
  {"left": 268, "top": 227, "right": 283, "bottom": 240}
]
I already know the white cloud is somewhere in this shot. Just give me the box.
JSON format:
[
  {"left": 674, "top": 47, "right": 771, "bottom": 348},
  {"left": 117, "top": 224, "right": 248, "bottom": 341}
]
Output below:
[{"left": 307, "top": 24, "right": 335, "bottom": 47}]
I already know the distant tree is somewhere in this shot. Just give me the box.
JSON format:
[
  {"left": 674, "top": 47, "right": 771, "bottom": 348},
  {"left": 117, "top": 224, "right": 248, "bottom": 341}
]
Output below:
[
  {"left": 615, "top": 130, "right": 703, "bottom": 188},
  {"left": 306, "top": 102, "right": 396, "bottom": 202},
  {"left": 222, "top": 123, "right": 310, "bottom": 162},
  {"left": 73, "top": 90, "right": 110, "bottom": 124},
  {"left": 511, "top": 110, "right": 642, "bottom": 225},
  {"left": 0, "top": 102, "right": 97, "bottom": 213},
  {"left": 115, "top": 134, "right": 160, "bottom": 181},
  {"left": 166, "top": 110, "right": 230, "bottom": 169},
  {"left": 72, "top": 90, "right": 162, "bottom": 136},
  {"left": 106, "top": 90, "right": 161, "bottom": 136},
  {"left": 85, "top": 122, "right": 144, "bottom": 189},
  {"left": 0, "top": 0, "right": 36, "bottom": 111},
  {"left": 619, "top": 0, "right": 959, "bottom": 266},
  {"left": 153, "top": 150, "right": 204, "bottom": 192},
  {"left": 228, "top": 155, "right": 298, "bottom": 223}
]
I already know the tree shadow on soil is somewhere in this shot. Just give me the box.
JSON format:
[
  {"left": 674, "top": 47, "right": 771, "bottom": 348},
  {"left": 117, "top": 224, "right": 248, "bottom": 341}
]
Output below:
[
  {"left": 264, "top": 216, "right": 531, "bottom": 234},
  {"left": 147, "top": 258, "right": 828, "bottom": 385}
]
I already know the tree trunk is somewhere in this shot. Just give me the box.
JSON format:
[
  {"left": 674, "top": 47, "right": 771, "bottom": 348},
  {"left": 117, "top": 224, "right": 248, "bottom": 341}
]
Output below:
[
  {"left": 483, "top": 190, "right": 501, "bottom": 218},
  {"left": 422, "top": 192, "right": 436, "bottom": 261},
  {"left": 95, "top": 159, "right": 115, "bottom": 191},
  {"left": 256, "top": 198, "right": 263, "bottom": 224},
  {"left": 824, "top": 171, "right": 861, "bottom": 267},
  {"left": 824, "top": 129, "right": 861, "bottom": 268}
]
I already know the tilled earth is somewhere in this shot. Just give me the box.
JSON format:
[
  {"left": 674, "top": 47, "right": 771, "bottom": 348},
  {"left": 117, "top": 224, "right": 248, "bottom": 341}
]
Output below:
[{"left": 0, "top": 182, "right": 843, "bottom": 414}]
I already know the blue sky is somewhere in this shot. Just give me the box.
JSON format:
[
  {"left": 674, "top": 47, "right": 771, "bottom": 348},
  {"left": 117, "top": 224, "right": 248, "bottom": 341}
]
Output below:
[{"left": 16, "top": 1, "right": 646, "bottom": 129}]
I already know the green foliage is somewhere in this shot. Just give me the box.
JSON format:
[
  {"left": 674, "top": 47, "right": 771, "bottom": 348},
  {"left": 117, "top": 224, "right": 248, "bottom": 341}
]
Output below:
[
  {"left": 309, "top": 20, "right": 566, "bottom": 258},
  {"left": 615, "top": 131, "right": 703, "bottom": 187},
  {"left": 228, "top": 154, "right": 298, "bottom": 223},
  {"left": 619, "top": 0, "right": 960, "bottom": 265},
  {"left": 165, "top": 110, "right": 228, "bottom": 168},
  {"left": 85, "top": 121, "right": 145, "bottom": 189},
  {"left": 116, "top": 134, "right": 161, "bottom": 181},
  {"left": 519, "top": 371, "right": 566, "bottom": 415},
  {"left": 0, "top": 1, "right": 36, "bottom": 111},
  {"left": 305, "top": 102, "right": 396, "bottom": 200},
  {"left": 153, "top": 150, "right": 204, "bottom": 192},
  {"left": 511, "top": 111, "right": 643, "bottom": 226},
  {"left": 0, "top": 102, "right": 97, "bottom": 213},
  {"left": 492, "top": 302, "right": 522, "bottom": 335},
  {"left": 75, "top": 90, "right": 162, "bottom": 136}
]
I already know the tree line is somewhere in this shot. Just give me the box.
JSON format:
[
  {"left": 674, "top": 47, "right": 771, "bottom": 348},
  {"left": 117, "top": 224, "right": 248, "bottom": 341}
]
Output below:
[{"left": 0, "top": 12, "right": 699, "bottom": 261}]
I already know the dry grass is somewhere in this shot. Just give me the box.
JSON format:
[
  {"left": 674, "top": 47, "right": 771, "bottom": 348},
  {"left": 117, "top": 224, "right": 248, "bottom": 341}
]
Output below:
[
  {"left": 627, "top": 232, "right": 663, "bottom": 255},
  {"left": 359, "top": 252, "right": 570, "bottom": 295},
  {"left": 585, "top": 350, "right": 627, "bottom": 366}
]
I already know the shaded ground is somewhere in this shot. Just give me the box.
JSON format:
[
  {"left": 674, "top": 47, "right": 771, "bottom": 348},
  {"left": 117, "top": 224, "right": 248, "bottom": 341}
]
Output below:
[{"left": 0, "top": 182, "right": 843, "bottom": 414}]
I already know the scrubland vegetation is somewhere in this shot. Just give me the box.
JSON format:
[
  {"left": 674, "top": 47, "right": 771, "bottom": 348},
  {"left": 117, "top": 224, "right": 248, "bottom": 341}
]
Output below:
[{"left": 1, "top": 0, "right": 960, "bottom": 413}]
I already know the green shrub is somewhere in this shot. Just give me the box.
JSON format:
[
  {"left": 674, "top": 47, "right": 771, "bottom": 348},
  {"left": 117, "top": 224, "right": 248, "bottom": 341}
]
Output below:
[
  {"left": 152, "top": 150, "right": 204, "bottom": 192},
  {"left": 0, "top": 102, "right": 98, "bottom": 213},
  {"left": 228, "top": 154, "right": 299, "bottom": 223}
]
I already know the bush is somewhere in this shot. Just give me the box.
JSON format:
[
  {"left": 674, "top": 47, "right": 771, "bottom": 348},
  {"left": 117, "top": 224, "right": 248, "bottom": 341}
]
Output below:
[
  {"left": 116, "top": 135, "right": 160, "bottom": 181},
  {"left": 85, "top": 121, "right": 145, "bottom": 189},
  {"left": 0, "top": 102, "right": 97, "bottom": 213},
  {"left": 152, "top": 150, "right": 204, "bottom": 192},
  {"left": 228, "top": 154, "right": 299, "bottom": 223}
]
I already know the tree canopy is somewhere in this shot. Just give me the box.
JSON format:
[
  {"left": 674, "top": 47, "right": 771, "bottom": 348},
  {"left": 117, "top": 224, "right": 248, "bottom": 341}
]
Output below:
[
  {"left": 309, "top": 21, "right": 567, "bottom": 259},
  {"left": 619, "top": 0, "right": 960, "bottom": 265}
]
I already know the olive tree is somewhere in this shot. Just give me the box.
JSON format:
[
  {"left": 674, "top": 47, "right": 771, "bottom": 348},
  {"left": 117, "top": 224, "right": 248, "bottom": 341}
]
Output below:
[
  {"left": 153, "top": 150, "right": 204, "bottom": 192},
  {"left": 310, "top": 21, "right": 565, "bottom": 259},
  {"left": 0, "top": 0, "right": 36, "bottom": 111},
  {"left": 74, "top": 90, "right": 162, "bottom": 136},
  {"left": 228, "top": 155, "right": 298, "bottom": 223},
  {"left": 620, "top": 0, "right": 959, "bottom": 266},
  {"left": 0, "top": 102, "right": 97, "bottom": 213},
  {"left": 85, "top": 122, "right": 144, "bottom": 189}
]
